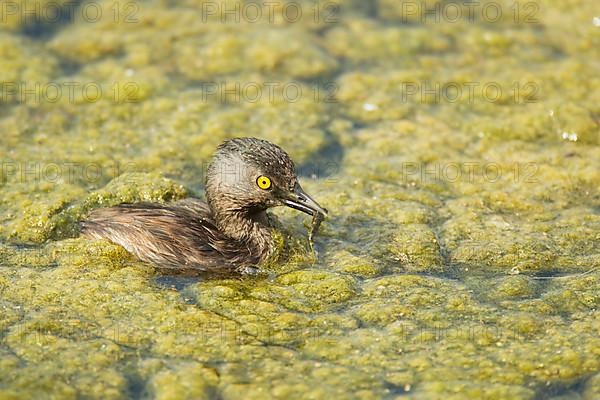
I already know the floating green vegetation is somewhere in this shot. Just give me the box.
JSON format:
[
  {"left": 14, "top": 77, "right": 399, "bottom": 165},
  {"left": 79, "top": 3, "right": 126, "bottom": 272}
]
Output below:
[{"left": 1, "top": 0, "right": 599, "bottom": 398}]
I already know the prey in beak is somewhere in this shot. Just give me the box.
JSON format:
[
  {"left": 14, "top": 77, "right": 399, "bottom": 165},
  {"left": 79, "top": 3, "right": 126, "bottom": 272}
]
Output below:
[{"left": 282, "top": 182, "right": 328, "bottom": 244}]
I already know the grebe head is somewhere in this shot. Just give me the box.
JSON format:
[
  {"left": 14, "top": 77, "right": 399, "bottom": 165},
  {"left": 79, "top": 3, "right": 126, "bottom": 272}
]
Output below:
[{"left": 205, "top": 137, "right": 327, "bottom": 218}]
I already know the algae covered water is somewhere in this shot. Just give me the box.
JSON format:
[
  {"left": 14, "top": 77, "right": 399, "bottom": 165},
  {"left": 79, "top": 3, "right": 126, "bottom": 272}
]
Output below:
[{"left": 1, "top": 0, "right": 599, "bottom": 398}]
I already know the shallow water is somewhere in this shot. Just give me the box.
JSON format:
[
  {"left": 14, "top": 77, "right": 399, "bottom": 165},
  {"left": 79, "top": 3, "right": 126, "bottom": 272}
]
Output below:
[{"left": 1, "top": 0, "right": 599, "bottom": 399}]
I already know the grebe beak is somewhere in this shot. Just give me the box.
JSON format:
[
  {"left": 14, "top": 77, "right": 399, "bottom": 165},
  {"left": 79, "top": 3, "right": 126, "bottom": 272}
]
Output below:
[{"left": 283, "top": 182, "right": 328, "bottom": 217}]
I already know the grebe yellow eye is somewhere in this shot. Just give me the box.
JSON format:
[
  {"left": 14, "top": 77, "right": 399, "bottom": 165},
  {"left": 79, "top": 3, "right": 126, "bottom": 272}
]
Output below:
[{"left": 256, "top": 175, "right": 272, "bottom": 190}]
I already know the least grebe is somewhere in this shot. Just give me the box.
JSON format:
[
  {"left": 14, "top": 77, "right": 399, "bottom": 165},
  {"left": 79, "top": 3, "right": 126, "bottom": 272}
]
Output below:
[{"left": 81, "top": 137, "right": 327, "bottom": 272}]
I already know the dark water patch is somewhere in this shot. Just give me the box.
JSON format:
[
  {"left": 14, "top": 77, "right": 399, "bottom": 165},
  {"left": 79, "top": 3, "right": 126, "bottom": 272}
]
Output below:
[
  {"left": 21, "top": 1, "right": 84, "bottom": 40},
  {"left": 57, "top": 58, "right": 82, "bottom": 76},
  {"left": 384, "top": 379, "right": 412, "bottom": 396},
  {"left": 123, "top": 369, "right": 147, "bottom": 400},
  {"left": 297, "top": 129, "right": 345, "bottom": 183},
  {"left": 360, "top": 0, "right": 379, "bottom": 20},
  {"left": 153, "top": 267, "right": 266, "bottom": 302},
  {"left": 154, "top": 275, "right": 204, "bottom": 293},
  {"left": 527, "top": 268, "right": 599, "bottom": 280},
  {"left": 0, "top": 242, "right": 60, "bottom": 269},
  {"left": 534, "top": 374, "right": 590, "bottom": 399}
]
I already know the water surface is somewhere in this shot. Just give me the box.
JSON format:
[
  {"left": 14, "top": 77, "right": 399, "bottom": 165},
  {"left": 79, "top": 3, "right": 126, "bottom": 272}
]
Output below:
[{"left": 1, "top": 0, "right": 599, "bottom": 398}]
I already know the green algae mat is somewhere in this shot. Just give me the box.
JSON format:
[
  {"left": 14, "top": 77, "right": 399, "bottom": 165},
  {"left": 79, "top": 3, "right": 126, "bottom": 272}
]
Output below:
[{"left": 1, "top": 1, "right": 599, "bottom": 399}]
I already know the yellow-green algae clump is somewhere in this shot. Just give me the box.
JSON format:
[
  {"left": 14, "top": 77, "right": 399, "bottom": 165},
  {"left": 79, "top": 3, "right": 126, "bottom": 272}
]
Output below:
[{"left": 1, "top": 0, "right": 600, "bottom": 399}]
